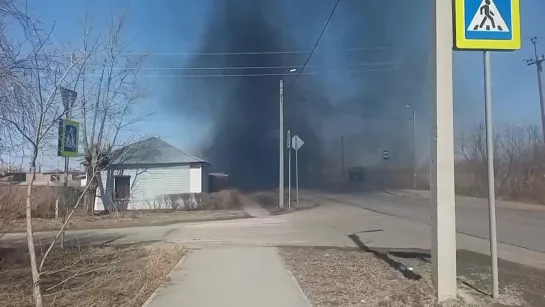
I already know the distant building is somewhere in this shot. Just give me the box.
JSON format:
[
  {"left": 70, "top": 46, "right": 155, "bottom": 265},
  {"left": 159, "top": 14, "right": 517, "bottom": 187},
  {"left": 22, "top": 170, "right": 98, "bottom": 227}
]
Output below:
[
  {"left": 0, "top": 170, "right": 83, "bottom": 186},
  {"left": 94, "top": 137, "right": 210, "bottom": 211}
]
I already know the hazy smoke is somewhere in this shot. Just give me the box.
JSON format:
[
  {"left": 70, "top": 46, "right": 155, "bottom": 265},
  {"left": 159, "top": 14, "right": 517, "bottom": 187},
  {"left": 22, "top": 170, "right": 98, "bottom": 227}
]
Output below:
[{"left": 161, "top": 0, "right": 430, "bottom": 189}]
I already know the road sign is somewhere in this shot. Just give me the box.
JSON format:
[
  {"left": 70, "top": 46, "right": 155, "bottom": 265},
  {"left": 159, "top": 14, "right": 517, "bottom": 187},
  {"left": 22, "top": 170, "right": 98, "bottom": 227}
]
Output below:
[
  {"left": 382, "top": 150, "right": 390, "bottom": 160},
  {"left": 60, "top": 87, "right": 77, "bottom": 114},
  {"left": 287, "top": 130, "right": 291, "bottom": 148},
  {"left": 291, "top": 135, "right": 304, "bottom": 151},
  {"left": 290, "top": 134, "right": 304, "bottom": 204},
  {"left": 57, "top": 119, "right": 80, "bottom": 157},
  {"left": 454, "top": 0, "right": 521, "bottom": 51}
]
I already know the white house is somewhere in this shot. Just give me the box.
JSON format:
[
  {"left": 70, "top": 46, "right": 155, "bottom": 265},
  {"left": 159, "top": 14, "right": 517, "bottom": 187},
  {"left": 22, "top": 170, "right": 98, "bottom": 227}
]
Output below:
[{"left": 94, "top": 137, "right": 210, "bottom": 211}]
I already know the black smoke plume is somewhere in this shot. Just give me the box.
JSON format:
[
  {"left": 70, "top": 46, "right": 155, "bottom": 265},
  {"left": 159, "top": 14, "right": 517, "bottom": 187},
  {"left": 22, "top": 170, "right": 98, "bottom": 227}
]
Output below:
[{"left": 161, "top": 0, "right": 430, "bottom": 189}]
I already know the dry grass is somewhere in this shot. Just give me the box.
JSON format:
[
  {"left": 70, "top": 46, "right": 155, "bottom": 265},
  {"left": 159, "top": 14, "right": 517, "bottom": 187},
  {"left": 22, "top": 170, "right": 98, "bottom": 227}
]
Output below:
[
  {"left": 200, "top": 189, "right": 243, "bottom": 210},
  {"left": 0, "top": 242, "right": 185, "bottom": 307},
  {"left": 279, "top": 247, "right": 490, "bottom": 307},
  {"left": 6, "top": 209, "right": 248, "bottom": 233},
  {"left": 0, "top": 185, "right": 81, "bottom": 219}
]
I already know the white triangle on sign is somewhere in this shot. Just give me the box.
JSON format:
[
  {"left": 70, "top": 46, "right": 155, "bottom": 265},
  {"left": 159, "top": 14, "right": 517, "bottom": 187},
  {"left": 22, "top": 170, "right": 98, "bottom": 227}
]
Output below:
[{"left": 467, "top": 0, "right": 509, "bottom": 33}]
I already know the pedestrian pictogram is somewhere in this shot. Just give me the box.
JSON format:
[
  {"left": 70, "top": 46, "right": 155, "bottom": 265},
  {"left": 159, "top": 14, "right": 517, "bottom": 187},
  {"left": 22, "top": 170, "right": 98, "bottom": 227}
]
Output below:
[
  {"left": 65, "top": 125, "right": 77, "bottom": 150},
  {"left": 454, "top": 0, "right": 521, "bottom": 51},
  {"left": 468, "top": 0, "right": 508, "bottom": 32},
  {"left": 57, "top": 119, "right": 80, "bottom": 157}
]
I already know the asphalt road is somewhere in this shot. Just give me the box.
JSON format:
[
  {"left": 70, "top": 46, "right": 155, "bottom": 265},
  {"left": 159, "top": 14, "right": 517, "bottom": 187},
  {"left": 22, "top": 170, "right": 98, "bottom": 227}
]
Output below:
[{"left": 311, "top": 189, "right": 545, "bottom": 253}]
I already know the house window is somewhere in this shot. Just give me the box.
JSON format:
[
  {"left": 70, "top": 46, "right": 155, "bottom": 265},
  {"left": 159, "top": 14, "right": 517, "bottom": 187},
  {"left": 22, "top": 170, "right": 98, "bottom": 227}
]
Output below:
[{"left": 114, "top": 176, "right": 131, "bottom": 199}]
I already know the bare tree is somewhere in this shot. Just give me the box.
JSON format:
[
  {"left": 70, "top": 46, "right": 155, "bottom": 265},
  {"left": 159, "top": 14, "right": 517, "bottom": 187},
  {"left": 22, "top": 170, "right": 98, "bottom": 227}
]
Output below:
[
  {"left": 0, "top": 1, "right": 88, "bottom": 305},
  {"left": 457, "top": 122, "right": 545, "bottom": 203},
  {"left": 70, "top": 11, "right": 148, "bottom": 215}
]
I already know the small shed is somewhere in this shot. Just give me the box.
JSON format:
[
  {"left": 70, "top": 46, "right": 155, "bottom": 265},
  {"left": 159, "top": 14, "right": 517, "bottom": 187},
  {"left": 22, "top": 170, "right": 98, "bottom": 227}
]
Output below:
[{"left": 94, "top": 137, "right": 210, "bottom": 211}]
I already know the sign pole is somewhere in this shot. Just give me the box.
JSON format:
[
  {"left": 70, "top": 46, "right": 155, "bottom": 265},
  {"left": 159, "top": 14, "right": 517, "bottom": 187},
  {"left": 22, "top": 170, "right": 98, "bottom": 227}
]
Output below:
[
  {"left": 484, "top": 50, "right": 500, "bottom": 299},
  {"left": 295, "top": 148, "right": 299, "bottom": 203},
  {"left": 59, "top": 86, "right": 78, "bottom": 249},
  {"left": 61, "top": 102, "right": 72, "bottom": 249},
  {"left": 279, "top": 80, "right": 284, "bottom": 209},
  {"left": 287, "top": 130, "right": 292, "bottom": 210},
  {"left": 454, "top": 0, "right": 521, "bottom": 299}
]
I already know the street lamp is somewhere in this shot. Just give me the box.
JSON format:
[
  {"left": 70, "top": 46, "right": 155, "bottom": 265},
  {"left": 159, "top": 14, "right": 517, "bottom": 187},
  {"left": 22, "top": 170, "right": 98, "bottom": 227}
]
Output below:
[{"left": 405, "top": 105, "right": 416, "bottom": 189}]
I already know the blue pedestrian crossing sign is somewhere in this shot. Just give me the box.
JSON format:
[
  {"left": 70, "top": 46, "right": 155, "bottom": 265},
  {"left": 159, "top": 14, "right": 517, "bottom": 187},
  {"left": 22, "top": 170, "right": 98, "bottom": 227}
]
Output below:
[
  {"left": 454, "top": 0, "right": 521, "bottom": 51},
  {"left": 57, "top": 119, "right": 80, "bottom": 157}
]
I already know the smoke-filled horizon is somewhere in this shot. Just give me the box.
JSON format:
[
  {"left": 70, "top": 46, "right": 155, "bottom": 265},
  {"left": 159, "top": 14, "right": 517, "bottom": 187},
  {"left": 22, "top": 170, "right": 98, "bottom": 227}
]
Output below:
[{"left": 159, "top": 0, "right": 431, "bottom": 189}]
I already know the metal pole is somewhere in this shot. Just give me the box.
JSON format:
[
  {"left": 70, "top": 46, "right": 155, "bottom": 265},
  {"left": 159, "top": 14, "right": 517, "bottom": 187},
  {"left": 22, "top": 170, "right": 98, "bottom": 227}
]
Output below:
[
  {"left": 295, "top": 149, "right": 299, "bottom": 203},
  {"left": 341, "top": 136, "right": 344, "bottom": 181},
  {"left": 430, "top": 0, "right": 457, "bottom": 301},
  {"left": 412, "top": 109, "right": 416, "bottom": 189},
  {"left": 279, "top": 80, "right": 284, "bottom": 209},
  {"left": 288, "top": 130, "right": 292, "bottom": 210},
  {"left": 484, "top": 50, "right": 499, "bottom": 299}
]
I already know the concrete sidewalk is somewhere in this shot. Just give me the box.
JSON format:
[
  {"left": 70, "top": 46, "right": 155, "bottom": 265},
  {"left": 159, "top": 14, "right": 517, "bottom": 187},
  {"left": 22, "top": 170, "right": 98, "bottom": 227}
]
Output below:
[{"left": 144, "top": 247, "right": 312, "bottom": 307}]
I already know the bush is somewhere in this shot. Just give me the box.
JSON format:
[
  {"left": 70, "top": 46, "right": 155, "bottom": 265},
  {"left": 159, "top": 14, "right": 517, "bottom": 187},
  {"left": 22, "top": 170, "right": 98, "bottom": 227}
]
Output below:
[
  {"left": 0, "top": 185, "right": 83, "bottom": 219},
  {"left": 161, "top": 190, "right": 243, "bottom": 211}
]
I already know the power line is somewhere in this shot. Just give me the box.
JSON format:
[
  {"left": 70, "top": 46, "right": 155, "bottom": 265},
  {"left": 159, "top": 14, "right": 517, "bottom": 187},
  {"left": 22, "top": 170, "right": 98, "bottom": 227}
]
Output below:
[
  {"left": 56, "top": 47, "right": 391, "bottom": 57},
  {"left": 118, "top": 46, "right": 390, "bottom": 56},
  {"left": 108, "top": 67, "right": 397, "bottom": 78},
  {"left": 94, "top": 62, "right": 394, "bottom": 71},
  {"left": 291, "top": 0, "right": 341, "bottom": 86}
]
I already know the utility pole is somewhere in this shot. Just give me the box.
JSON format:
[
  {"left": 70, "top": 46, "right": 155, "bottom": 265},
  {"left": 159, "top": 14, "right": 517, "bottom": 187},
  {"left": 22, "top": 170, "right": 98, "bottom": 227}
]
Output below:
[
  {"left": 430, "top": 0, "right": 457, "bottom": 301},
  {"left": 279, "top": 80, "right": 284, "bottom": 209},
  {"left": 526, "top": 37, "right": 545, "bottom": 141},
  {"left": 340, "top": 136, "right": 344, "bottom": 181},
  {"left": 406, "top": 105, "right": 417, "bottom": 189}
]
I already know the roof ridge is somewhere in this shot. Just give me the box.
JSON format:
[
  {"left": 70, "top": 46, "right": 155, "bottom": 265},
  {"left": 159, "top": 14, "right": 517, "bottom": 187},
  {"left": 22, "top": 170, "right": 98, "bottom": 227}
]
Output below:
[{"left": 109, "top": 136, "right": 207, "bottom": 165}]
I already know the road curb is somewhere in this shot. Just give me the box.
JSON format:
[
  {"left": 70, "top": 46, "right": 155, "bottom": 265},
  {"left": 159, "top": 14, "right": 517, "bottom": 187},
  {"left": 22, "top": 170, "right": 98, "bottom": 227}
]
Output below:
[
  {"left": 275, "top": 247, "right": 314, "bottom": 307},
  {"left": 141, "top": 249, "right": 189, "bottom": 307}
]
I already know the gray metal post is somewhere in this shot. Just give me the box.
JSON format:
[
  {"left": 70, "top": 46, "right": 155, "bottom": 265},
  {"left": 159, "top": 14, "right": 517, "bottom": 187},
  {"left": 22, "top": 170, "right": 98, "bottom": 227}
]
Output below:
[
  {"left": 288, "top": 130, "right": 292, "bottom": 210},
  {"left": 279, "top": 80, "right": 284, "bottom": 209},
  {"left": 295, "top": 148, "right": 299, "bottom": 203},
  {"left": 61, "top": 115, "right": 71, "bottom": 249},
  {"left": 484, "top": 51, "right": 499, "bottom": 299}
]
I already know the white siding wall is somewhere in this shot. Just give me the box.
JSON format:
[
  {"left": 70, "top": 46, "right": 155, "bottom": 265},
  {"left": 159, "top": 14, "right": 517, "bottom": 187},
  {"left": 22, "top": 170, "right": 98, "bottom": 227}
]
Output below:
[
  {"left": 201, "top": 163, "right": 210, "bottom": 193},
  {"left": 189, "top": 165, "right": 202, "bottom": 193},
  {"left": 95, "top": 165, "right": 191, "bottom": 211}
]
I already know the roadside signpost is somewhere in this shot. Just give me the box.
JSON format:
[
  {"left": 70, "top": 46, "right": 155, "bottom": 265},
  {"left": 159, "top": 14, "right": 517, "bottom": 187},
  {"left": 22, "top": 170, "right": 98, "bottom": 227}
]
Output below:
[
  {"left": 58, "top": 87, "right": 78, "bottom": 249},
  {"left": 454, "top": 0, "right": 521, "bottom": 299},
  {"left": 57, "top": 119, "right": 80, "bottom": 157},
  {"left": 291, "top": 134, "right": 304, "bottom": 204},
  {"left": 287, "top": 130, "right": 292, "bottom": 210}
]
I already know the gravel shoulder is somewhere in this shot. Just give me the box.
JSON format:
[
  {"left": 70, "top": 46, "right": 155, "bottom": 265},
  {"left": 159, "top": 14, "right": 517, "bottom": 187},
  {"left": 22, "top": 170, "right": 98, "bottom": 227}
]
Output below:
[{"left": 279, "top": 247, "right": 494, "bottom": 307}]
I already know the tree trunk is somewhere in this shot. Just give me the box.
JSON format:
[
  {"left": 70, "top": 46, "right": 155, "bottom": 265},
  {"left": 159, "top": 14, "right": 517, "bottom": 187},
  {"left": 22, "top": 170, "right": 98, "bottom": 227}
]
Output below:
[
  {"left": 25, "top": 164, "right": 43, "bottom": 307},
  {"left": 84, "top": 166, "right": 93, "bottom": 215},
  {"left": 84, "top": 185, "right": 97, "bottom": 215}
]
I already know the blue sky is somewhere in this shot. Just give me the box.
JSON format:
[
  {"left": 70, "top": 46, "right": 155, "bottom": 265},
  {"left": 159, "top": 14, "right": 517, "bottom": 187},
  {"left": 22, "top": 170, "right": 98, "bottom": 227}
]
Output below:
[{"left": 22, "top": 0, "right": 545, "bottom": 167}]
